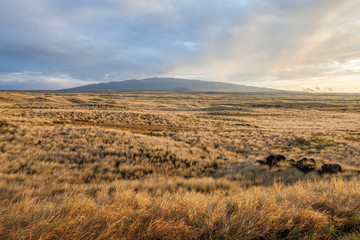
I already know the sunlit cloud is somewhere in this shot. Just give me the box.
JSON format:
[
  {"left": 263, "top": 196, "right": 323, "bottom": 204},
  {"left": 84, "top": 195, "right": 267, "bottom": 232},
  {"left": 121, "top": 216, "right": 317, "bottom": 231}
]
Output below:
[{"left": 0, "top": 0, "right": 359, "bottom": 92}]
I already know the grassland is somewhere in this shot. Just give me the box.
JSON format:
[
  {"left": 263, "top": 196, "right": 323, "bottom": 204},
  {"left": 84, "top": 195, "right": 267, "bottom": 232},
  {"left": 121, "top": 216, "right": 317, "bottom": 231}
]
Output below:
[{"left": 0, "top": 91, "right": 360, "bottom": 239}]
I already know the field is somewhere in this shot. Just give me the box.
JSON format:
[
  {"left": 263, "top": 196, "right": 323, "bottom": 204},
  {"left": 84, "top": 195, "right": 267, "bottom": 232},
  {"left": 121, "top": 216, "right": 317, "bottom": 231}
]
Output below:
[{"left": 0, "top": 91, "right": 360, "bottom": 239}]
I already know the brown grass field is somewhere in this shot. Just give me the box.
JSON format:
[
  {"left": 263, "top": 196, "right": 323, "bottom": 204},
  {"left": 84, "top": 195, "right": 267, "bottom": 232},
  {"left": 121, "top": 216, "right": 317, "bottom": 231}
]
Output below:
[{"left": 0, "top": 91, "right": 360, "bottom": 239}]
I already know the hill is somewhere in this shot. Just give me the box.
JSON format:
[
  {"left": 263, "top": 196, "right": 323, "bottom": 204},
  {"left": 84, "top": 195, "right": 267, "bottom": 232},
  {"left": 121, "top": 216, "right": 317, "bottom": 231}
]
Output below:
[{"left": 63, "top": 77, "right": 285, "bottom": 92}]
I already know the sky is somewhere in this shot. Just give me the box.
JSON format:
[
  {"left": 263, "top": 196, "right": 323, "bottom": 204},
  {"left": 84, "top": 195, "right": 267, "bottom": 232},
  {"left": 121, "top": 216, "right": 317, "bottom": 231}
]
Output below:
[{"left": 0, "top": 0, "right": 359, "bottom": 92}]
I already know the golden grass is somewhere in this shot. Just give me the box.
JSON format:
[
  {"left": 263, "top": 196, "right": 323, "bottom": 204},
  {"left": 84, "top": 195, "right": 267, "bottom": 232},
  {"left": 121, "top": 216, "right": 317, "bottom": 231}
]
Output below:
[
  {"left": 1, "top": 176, "right": 360, "bottom": 239},
  {"left": 0, "top": 91, "right": 360, "bottom": 239}
]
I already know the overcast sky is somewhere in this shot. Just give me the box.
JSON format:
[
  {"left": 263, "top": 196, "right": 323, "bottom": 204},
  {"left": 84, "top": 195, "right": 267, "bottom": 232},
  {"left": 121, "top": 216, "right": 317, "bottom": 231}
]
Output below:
[{"left": 0, "top": 0, "right": 359, "bottom": 92}]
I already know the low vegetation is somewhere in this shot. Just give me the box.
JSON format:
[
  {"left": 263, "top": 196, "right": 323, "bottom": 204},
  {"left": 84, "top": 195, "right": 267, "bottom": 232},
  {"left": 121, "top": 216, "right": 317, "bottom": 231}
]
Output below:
[{"left": 0, "top": 91, "right": 359, "bottom": 239}]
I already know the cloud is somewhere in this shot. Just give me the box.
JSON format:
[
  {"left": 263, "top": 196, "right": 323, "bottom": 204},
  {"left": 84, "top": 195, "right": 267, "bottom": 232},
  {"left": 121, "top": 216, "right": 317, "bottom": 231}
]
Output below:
[
  {"left": 302, "top": 87, "right": 335, "bottom": 93},
  {"left": 0, "top": 72, "right": 93, "bottom": 90},
  {"left": 0, "top": 0, "right": 359, "bottom": 91}
]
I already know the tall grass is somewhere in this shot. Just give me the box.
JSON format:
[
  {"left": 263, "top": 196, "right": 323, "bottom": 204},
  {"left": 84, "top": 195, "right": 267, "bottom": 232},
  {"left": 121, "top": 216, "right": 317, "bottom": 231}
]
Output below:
[{"left": 1, "top": 177, "right": 360, "bottom": 239}]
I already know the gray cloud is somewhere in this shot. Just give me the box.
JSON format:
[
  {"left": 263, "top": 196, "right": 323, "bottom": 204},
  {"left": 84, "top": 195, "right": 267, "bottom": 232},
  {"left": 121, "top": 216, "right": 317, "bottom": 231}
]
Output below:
[{"left": 0, "top": 0, "right": 359, "bottom": 91}]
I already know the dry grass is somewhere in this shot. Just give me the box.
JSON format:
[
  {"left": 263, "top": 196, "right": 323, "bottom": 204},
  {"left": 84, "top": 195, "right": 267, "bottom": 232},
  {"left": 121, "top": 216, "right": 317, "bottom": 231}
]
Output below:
[
  {"left": 0, "top": 91, "right": 360, "bottom": 239},
  {"left": 1, "top": 176, "right": 360, "bottom": 239}
]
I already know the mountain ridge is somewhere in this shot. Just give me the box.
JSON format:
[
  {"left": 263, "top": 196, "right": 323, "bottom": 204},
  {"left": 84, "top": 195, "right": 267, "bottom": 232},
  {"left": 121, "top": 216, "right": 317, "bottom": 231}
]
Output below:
[{"left": 62, "top": 77, "right": 287, "bottom": 93}]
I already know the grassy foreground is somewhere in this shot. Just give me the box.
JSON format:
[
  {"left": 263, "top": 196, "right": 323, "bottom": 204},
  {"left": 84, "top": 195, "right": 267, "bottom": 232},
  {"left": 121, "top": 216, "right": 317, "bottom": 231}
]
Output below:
[
  {"left": 1, "top": 177, "right": 360, "bottom": 239},
  {"left": 0, "top": 91, "right": 360, "bottom": 239}
]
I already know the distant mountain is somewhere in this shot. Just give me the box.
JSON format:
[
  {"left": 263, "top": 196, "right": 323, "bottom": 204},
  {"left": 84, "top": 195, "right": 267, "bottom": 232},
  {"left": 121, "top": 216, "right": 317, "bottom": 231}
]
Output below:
[{"left": 62, "top": 77, "right": 285, "bottom": 93}]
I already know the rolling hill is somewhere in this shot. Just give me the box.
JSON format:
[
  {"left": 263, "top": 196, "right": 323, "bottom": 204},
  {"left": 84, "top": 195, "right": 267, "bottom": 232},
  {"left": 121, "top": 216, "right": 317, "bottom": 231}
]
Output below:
[{"left": 63, "top": 77, "right": 286, "bottom": 93}]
